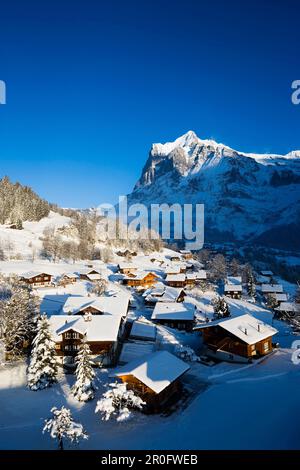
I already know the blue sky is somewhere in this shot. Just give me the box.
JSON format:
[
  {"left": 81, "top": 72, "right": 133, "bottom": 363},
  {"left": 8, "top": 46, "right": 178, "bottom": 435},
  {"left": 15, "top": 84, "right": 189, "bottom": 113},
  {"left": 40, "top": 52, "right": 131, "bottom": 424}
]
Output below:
[{"left": 0, "top": 0, "right": 300, "bottom": 208}]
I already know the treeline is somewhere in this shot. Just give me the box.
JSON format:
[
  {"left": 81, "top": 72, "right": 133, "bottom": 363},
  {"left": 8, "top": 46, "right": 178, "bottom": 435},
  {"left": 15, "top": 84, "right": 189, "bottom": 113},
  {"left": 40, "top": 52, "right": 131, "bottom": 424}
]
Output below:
[{"left": 0, "top": 176, "right": 50, "bottom": 224}]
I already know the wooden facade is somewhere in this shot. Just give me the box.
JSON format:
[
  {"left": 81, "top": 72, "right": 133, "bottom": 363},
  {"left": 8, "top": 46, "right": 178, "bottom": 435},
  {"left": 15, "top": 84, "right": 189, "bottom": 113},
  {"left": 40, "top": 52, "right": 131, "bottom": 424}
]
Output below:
[
  {"left": 59, "top": 274, "right": 77, "bottom": 286},
  {"left": 153, "top": 317, "right": 194, "bottom": 331},
  {"left": 79, "top": 269, "right": 101, "bottom": 281},
  {"left": 201, "top": 325, "right": 274, "bottom": 359},
  {"left": 20, "top": 273, "right": 52, "bottom": 288},
  {"left": 166, "top": 279, "right": 186, "bottom": 288},
  {"left": 117, "top": 374, "right": 182, "bottom": 412},
  {"left": 54, "top": 329, "right": 117, "bottom": 364},
  {"left": 123, "top": 272, "right": 158, "bottom": 288}
]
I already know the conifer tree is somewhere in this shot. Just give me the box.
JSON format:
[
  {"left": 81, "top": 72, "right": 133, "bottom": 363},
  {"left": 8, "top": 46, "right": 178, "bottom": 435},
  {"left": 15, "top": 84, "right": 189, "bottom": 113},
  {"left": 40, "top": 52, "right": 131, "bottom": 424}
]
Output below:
[
  {"left": 27, "top": 315, "right": 58, "bottom": 391},
  {"left": 72, "top": 343, "right": 97, "bottom": 402}
]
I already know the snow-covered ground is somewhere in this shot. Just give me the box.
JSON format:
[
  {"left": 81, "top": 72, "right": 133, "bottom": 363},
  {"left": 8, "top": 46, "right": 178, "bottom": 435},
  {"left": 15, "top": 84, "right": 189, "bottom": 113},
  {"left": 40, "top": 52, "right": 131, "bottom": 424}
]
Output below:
[
  {"left": 0, "top": 347, "right": 299, "bottom": 450},
  {"left": 0, "top": 243, "right": 299, "bottom": 449}
]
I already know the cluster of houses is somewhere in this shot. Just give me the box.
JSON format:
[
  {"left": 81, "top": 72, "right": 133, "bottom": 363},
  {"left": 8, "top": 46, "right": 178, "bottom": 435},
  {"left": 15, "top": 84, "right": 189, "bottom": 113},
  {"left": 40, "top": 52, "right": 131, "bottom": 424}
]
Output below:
[{"left": 11, "top": 253, "right": 300, "bottom": 412}]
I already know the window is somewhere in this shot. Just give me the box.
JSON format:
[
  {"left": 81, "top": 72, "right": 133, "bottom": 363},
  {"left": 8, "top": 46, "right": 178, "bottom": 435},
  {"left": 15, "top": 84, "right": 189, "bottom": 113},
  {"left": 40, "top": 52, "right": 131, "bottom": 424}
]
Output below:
[
  {"left": 72, "top": 332, "right": 79, "bottom": 339},
  {"left": 263, "top": 341, "right": 269, "bottom": 352},
  {"left": 251, "top": 344, "right": 255, "bottom": 351},
  {"left": 65, "top": 332, "right": 71, "bottom": 339}
]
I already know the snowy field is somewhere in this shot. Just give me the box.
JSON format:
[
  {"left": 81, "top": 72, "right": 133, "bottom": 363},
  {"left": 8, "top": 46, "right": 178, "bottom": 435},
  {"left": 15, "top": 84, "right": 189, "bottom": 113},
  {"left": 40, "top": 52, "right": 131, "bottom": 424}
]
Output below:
[{"left": 0, "top": 348, "right": 299, "bottom": 450}]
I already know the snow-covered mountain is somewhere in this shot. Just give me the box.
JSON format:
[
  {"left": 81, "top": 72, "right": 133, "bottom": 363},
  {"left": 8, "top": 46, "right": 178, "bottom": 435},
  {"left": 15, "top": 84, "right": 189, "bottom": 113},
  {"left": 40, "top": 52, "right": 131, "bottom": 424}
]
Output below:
[{"left": 128, "top": 131, "right": 300, "bottom": 249}]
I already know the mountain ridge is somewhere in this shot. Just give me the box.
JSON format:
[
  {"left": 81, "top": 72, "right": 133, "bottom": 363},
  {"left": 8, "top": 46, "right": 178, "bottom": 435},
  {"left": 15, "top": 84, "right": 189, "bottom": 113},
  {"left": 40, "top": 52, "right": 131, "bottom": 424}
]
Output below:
[{"left": 128, "top": 131, "right": 300, "bottom": 250}]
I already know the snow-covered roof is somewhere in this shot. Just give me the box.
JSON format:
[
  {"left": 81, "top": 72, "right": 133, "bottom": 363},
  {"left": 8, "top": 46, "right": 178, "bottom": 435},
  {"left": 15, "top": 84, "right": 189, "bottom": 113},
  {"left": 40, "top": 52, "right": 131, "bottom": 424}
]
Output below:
[
  {"left": 224, "top": 284, "right": 243, "bottom": 292},
  {"left": 79, "top": 268, "right": 101, "bottom": 275},
  {"left": 261, "top": 271, "right": 273, "bottom": 276},
  {"left": 142, "top": 283, "right": 165, "bottom": 298},
  {"left": 166, "top": 274, "right": 186, "bottom": 283},
  {"left": 113, "top": 350, "right": 190, "bottom": 394},
  {"left": 195, "top": 314, "right": 278, "bottom": 345},
  {"left": 130, "top": 319, "right": 157, "bottom": 341},
  {"left": 257, "top": 275, "right": 271, "bottom": 284},
  {"left": 194, "top": 270, "right": 207, "bottom": 280},
  {"left": 274, "top": 293, "right": 288, "bottom": 302},
  {"left": 62, "top": 273, "right": 79, "bottom": 279},
  {"left": 49, "top": 315, "right": 122, "bottom": 342},
  {"left": 119, "top": 341, "right": 155, "bottom": 364},
  {"left": 261, "top": 284, "right": 283, "bottom": 293},
  {"left": 21, "top": 271, "right": 51, "bottom": 279},
  {"left": 118, "top": 262, "right": 137, "bottom": 270},
  {"left": 86, "top": 273, "right": 102, "bottom": 281},
  {"left": 275, "top": 302, "right": 299, "bottom": 313},
  {"left": 180, "top": 250, "right": 192, "bottom": 255},
  {"left": 123, "top": 271, "right": 159, "bottom": 281},
  {"left": 151, "top": 302, "right": 195, "bottom": 321},
  {"left": 164, "top": 265, "right": 181, "bottom": 275},
  {"left": 226, "top": 276, "right": 242, "bottom": 285},
  {"left": 62, "top": 293, "right": 129, "bottom": 317}
]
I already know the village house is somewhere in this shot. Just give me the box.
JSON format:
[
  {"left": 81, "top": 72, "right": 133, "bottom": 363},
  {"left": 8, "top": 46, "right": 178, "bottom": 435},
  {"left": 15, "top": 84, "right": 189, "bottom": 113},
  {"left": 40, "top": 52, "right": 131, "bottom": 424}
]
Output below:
[
  {"left": 112, "top": 350, "right": 190, "bottom": 412},
  {"left": 49, "top": 314, "right": 123, "bottom": 366},
  {"left": 194, "top": 314, "right": 278, "bottom": 363},
  {"left": 165, "top": 274, "right": 186, "bottom": 288},
  {"left": 58, "top": 273, "right": 78, "bottom": 286},
  {"left": 261, "top": 284, "right": 283, "bottom": 295},
  {"left": 122, "top": 271, "right": 159, "bottom": 288},
  {"left": 271, "top": 293, "right": 288, "bottom": 307},
  {"left": 151, "top": 302, "right": 196, "bottom": 331},
  {"left": 129, "top": 318, "right": 157, "bottom": 342},
  {"left": 275, "top": 302, "right": 299, "bottom": 317},
  {"left": 185, "top": 270, "right": 207, "bottom": 287},
  {"left": 117, "top": 263, "right": 138, "bottom": 275},
  {"left": 224, "top": 276, "right": 243, "bottom": 299},
  {"left": 20, "top": 271, "right": 53, "bottom": 288},
  {"left": 79, "top": 268, "right": 102, "bottom": 281},
  {"left": 116, "top": 249, "right": 137, "bottom": 257},
  {"left": 62, "top": 293, "right": 130, "bottom": 319},
  {"left": 179, "top": 250, "right": 193, "bottom": 260},
  {"left": 144, "top": 286, "right": 186, "bottom": 306}
]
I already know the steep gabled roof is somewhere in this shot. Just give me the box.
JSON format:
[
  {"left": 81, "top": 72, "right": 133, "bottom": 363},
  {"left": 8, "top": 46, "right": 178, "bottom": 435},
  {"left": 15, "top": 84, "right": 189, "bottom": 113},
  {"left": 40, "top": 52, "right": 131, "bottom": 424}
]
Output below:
[{"left": 113, "top": 350, "right": 190, "bottom": 394}]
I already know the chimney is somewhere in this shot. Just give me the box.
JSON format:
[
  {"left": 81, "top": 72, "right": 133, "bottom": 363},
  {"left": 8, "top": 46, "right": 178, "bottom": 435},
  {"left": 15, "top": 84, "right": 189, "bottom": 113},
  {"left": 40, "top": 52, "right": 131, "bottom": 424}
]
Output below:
[
  {"left": 244, "top": 328, "right": 248, "bottom": 335},
  {"left": 257, "top": 324, "right": 260, "bottom": 332}
]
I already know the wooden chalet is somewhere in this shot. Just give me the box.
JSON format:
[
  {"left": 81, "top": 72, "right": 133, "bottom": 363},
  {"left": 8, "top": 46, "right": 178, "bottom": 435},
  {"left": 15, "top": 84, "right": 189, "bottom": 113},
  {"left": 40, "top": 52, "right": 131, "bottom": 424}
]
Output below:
[
  {"left": 59, "top": 273, "right": 78, "bottom": 286},
  {"left": 116, "top": 249, "right": 137, "bottom": 257},
  {"left": 79, "top": 268, "right": 102, "bottom": 281},
  {"left": 49, "top": 314, "right": 123, "bottom": 366},
  {"left": 151, "top": 302, "right": 196, "bottom": 331},
  {"left": 272, "top": 293, "right": 288, "bottom": 306},
  {"left": 144, "top": 286, "right": 186, "bottom": 306},
  {"left": 62, "top": 293, "right": 130, "bottom": 318},
  {"left": 113, "top": 351, "right": 190, "bottom": 412},
  {"left": 261, "top": 284, "right": 283, "bottom": 295},
  {"left": 129, "top": 318, "right": 157, "bottom": 342},
  {"left": 118, "top": 263, "right": 138, "bottom": 275},
  {"left": 123, "top": 271, "right": 159, "bottom": 288},
  {"left": 185, "top": 270, "right": 207, "bottom": 287},
  {"left": 275, "top": 302, "right": 299, "bottom": 317},
  {"left": 165, "top": 274, "right": 186, "bottom": 288},
  {"left": 179, "top": 250, "right": 193, "bottom": 260},
  {"left": 20, "top": 271, "right": 53, "bottom": 288},
  {"left": 195, "top": 314, "right": 278, "bottom": 363},
  {"left": 224, "top": 276, "right": 242, "bottom": 299}
]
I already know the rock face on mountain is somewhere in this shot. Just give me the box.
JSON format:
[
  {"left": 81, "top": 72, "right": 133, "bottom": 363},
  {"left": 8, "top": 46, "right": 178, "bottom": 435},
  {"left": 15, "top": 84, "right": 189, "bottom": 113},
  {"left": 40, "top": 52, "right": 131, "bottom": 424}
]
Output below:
[{"left": 128, "top": 131, "right": 300, "bottom": 250}]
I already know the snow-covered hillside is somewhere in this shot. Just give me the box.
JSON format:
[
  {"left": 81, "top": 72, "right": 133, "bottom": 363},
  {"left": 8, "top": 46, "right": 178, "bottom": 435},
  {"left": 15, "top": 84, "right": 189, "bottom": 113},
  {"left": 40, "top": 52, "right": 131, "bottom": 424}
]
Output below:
[
  {"left": 0, "top": 211, "right": 72, "bottom": 259},
  {"left": 128, "top": 131, "right": 300, "bottom": 249}
]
